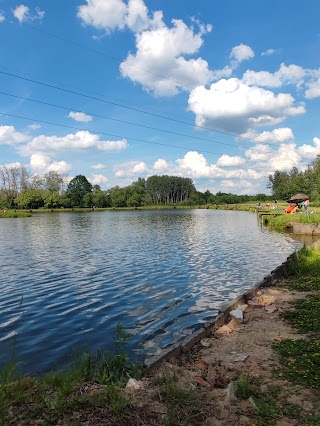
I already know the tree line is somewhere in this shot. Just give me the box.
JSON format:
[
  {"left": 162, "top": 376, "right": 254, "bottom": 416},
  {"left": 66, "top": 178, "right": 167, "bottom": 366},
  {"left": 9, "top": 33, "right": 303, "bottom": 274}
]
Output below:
[
  {"left": 268, "top": 155, "right": 320, "bottom": 201},
  {"left": 0, "top": 164, "right": 271, "bottom": 209}
]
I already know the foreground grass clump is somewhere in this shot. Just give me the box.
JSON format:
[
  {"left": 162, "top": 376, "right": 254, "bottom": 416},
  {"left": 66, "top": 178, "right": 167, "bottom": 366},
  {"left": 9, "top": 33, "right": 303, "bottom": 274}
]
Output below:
[
  {"left": 234, "top": 375, "right": 317, "bottom": 423},
  {"left": 157, "top": 373, "right": 207, "bottom": 426},
  {"left": 0, "top": 324, "right": 146, "bottom": 425}
]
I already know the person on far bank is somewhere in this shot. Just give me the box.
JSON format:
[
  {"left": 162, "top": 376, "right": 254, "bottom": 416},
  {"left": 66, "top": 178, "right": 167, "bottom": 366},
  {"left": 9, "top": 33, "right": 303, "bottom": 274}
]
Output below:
[
  {"left": 303, "top": 199, "right": 310, "bottom": 211},
  {"left": 284, "top": 204, "right": 298, "bottom": 214}
]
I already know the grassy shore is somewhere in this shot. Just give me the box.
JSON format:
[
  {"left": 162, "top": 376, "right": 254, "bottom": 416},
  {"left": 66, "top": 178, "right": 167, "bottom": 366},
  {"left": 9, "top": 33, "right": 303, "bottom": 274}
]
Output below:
[
  {"left": 262, "top": 211, "right": 320, "bottom": 230},
  {"left": 0, "top": 210, "right": 32, "bottom": 218}
]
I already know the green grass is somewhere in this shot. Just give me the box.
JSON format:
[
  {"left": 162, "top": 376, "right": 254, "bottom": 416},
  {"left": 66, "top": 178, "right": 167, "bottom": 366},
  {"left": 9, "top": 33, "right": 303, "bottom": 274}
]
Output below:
[
  {"left": 272, "top": 246, "right": 320, "bottom": 393},
  {"left": 265, "top": 212, "right": 320, "bottom": 230},
  {"left": 234, "top": 375, "right": 258, "bottom": 400},
  {"left": 273, "top": 339, "right": 320, "bottom": 389},
  {"left": 158, "top": 373, "right": 207, "bottom": 426},
  {"left": 280, "top": 294, "right": 320, "bottom": 334},
  {"left": 234, "top": 375, "right": 317, "bottom": 424},
  {"left": 288, "top": 245, "right": 320, "bottom": 278},
  {"left": 285, "top": 276, "right": 320, "bottom": 291},
  {"left": 0, "top": 210, "right": 31, "bottom": 218}
]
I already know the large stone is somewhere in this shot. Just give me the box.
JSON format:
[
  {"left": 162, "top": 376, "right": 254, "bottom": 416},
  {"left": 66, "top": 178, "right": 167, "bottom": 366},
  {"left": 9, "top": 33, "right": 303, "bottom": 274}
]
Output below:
[
  {"left": 125, "top": 378, "right": 143, "bottom": 391},
  {"left": 265, "top": 304, "right": 277, "bottom": 314},
  {"left": 230, "top": 309, "right": 244, "bottom": 322},
  {"left": 215, "top": 324, "right": 232, "bottom": 336},
  {"left": 227, "top": 318, "right": 239, "bottom": 330}
]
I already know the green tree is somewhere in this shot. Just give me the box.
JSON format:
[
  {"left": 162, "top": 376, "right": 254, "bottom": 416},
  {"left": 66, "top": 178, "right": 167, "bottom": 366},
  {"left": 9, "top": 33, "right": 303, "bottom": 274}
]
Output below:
[
  {"left": 83, "top": 192, "right": 93, "bottom": 208},
  {"left": 67, "top": 175, "right": 92, "bottom": 207},
  {"left": 44, "top": 171, "right": 64, "bottom": 193},
  {"left": 43, "top": 190, "right": 61, "bottom": 208},
  {"left": 15, "top": 189, "right": 45, "bottom": 209},
  {"left": 109, "top": 186, "right": 127, "bottom": 207}
]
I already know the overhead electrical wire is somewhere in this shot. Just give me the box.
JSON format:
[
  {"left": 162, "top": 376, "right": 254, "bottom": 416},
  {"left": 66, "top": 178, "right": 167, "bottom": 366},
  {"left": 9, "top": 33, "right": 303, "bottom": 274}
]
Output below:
[
  {"left": 0, "top": 62, "right": 189, "bottom": 125},
  {"left": 0, "top": 16, "right": 280, "bottom": 186},
  {"left": 0, "top": 90, "right": 245, "bottom": 150},
  {"left": 13, "top": 18, "right": 191, "bottom": 92},
  {"left": 0, "top": 111, "right": 229, "bottom": 156},
  {"left": 0, "top": 69, "right": 261, "bottom": 145}
]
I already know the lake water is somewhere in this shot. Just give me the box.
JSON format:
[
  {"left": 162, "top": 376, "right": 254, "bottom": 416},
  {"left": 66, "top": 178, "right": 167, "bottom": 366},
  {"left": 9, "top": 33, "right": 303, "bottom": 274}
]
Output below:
[{"left": 0, "top": 210, "right": 302, "bottom": 374}]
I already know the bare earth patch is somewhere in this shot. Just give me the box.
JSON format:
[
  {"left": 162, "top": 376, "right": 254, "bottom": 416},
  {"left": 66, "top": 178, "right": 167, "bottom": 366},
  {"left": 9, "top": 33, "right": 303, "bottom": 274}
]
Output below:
[{"left": 130, "top": 282, "right": 320, "bottom": 425}]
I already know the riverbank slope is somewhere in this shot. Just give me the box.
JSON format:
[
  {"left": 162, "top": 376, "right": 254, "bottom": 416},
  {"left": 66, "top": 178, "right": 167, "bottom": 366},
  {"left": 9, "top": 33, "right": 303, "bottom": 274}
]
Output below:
[{"left": 2, "top": 246, "right": 320, "bottom": 425}]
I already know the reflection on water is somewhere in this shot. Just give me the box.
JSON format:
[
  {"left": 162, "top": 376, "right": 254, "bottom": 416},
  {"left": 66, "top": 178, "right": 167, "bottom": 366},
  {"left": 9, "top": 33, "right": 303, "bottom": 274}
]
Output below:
[{"left": 0, "top": 210, "right": 301, "bottom": 373}]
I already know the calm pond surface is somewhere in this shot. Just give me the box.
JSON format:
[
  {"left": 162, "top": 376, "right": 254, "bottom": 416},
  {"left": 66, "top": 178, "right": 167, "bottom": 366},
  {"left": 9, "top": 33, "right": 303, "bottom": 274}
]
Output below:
[{"left": 0, "top": 210, "right": 302, "bottom": 374}]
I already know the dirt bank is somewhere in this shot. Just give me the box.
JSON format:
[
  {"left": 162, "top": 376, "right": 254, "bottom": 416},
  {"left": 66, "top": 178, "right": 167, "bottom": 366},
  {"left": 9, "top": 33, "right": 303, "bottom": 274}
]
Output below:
[{"left": 129, "top": 282, "right": 320, "bottom": 425}]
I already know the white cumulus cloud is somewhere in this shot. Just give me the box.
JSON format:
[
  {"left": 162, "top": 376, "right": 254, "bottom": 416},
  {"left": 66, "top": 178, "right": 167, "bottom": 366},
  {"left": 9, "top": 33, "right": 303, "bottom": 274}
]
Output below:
[
  {"left": 90, "top": 174, "right": 108, "bottom": 185},
  {"left": 269, "top": 143, "right": 301, "bottom": 171},
  {"left": 120, "top": 18, "right": 212, "bottom": 96},
  {"left": 261, "top": 48, "right": 277, "bottom": 56},
  {"left": 230, "top": 44, "right": 255, "bottom": 66},
  {"left": 240, "top": 128, "right": 294, "bottom": 144},
  {"left": 245, "top": 144, "right": 273, "bottom": 162},
  {"left": 0, "top": 125, "right": 29, "bottom": 145},
  {"left": 77, "top": 0, "right": 127, "bottom": 31},
  {"left": 91, "top": 163, "right": 106, "bottom": 170},
  {"left": 13, "top": 5, "right": 45, "bottom": 23},
  {"left": 30, "top": 154, "right": 71, "bottom": 174},
  {"left": 216, "top": 154, "right": 245, "bottom": 167},
  {"left": 298, "top": 137, "right": 320, "bottom": 159},
  {"left": 305, "top": 78, "right": 320, "bottom": 99},
  {"left": 174, "top": 151, "right": 265, "bottom": 181},
  {"left": 243, "top": 63, "right": 306, "bottom": 88},
  {"left": 188, "top": 78, "right": 305, "bottom": 133},
  {"left": 114, "top": 161, "right": 148, "bottom": 177},
  {"left": 0, "top": 12, "right": 5, "bottom": 22},
  {"left": 77, "top": 0, "right": 151, "bottom": 33},
  {"left": 28, "top": 124, "right": 41, "bottom": 130},
  {"left": 68, "top": 111, "right": 93, "bottom": 122},
  {"left": 153, "top": 158, "right": 170, "bottom": 172},
  {"left": 20, "top": 130, "right": 128, "bottom": 156}
]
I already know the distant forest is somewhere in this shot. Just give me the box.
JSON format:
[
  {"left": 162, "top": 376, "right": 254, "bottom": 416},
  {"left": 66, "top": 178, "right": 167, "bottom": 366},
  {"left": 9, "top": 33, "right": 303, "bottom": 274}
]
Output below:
[
  {"left": 3, "top": 156, "right": 320, "bottom": 209},
  {"left": 0, "top": 165, "right": 273, "bottom": 209}
]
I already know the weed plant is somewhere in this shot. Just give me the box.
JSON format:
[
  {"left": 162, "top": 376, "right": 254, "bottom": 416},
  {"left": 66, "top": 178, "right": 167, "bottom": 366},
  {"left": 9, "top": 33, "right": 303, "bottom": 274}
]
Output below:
[
  {"left": 234, "top": 376, "right": 315, "bottom": 423},
  {"left": 0, "top": 323, "right": 143, "bottom": 424},
  {"left": 158, "top": 373, "right": 207, "bottom": 426}
]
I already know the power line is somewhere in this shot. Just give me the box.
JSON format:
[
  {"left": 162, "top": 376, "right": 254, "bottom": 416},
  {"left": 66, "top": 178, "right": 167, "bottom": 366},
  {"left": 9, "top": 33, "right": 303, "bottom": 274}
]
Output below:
[
  {"left": 0, "top": 90, "right": 243, "bottom": 150},
  {"left": 15, "top": 19, "right": 191, "bottom": 92},
  {"left": 0, "top": 70, "right": 260, "bottom": 144},
  {"left": 0, "top": 111, "right": 228, "bottom": 156},
  {"left": 0, "top": 62, "right": 188, "bottom": 124}
]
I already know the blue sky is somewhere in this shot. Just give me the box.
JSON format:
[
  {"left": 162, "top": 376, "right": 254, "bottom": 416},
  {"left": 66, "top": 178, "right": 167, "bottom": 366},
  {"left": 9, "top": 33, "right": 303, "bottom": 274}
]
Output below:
[{"left": 0, "top": 0, "right": 319, "bottom": 194}]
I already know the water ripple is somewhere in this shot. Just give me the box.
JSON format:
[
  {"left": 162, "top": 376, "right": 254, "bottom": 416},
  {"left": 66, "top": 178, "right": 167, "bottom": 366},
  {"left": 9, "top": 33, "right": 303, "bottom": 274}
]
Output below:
[{"left": 0, "top": 210, "right": 303, "bottom": 374}]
